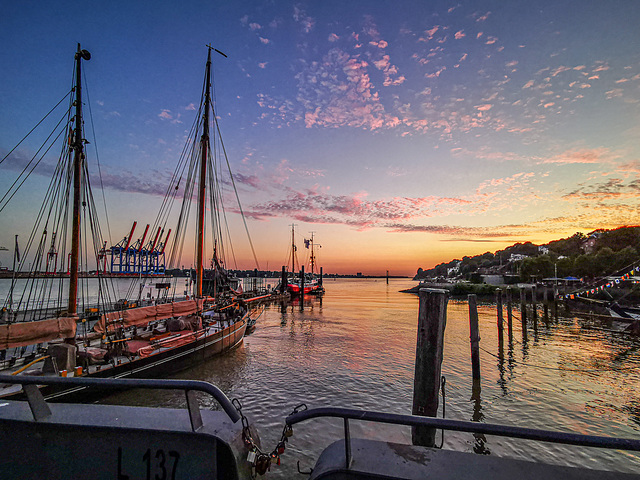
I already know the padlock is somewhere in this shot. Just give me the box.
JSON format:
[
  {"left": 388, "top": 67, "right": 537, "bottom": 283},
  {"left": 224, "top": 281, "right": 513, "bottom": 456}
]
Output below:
[
  {"left": 277, "top": 442, "right": 285, "bottom": 455},
  {"left": 284, "top": 425, "right": 293, "bottom": 438},
  {"left": 255, "top": 454, "right": 271, "bottom": 475},
  {"left": 247, "top": 450, "right": 256, "bottom": 464}
]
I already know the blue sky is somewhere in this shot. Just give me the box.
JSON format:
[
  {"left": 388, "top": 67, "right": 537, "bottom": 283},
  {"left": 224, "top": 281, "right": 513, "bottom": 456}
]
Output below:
[{"left": 1, "top": 1, "right": 639, "bottom": 275}]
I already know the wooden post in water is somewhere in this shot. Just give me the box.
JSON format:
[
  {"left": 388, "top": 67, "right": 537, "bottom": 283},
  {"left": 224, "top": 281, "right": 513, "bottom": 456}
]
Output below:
[
  {"left": 496, "top": 289, "right": 504, "bottom": 348},
  {"left": 386, "top": 270, "right": 389, "bottom": 285},
  {"left": 506, "top": 287, "right": 513, "bottom": 343},
  {"left": 412, "top": 288, "right": 448, "bottom": 447},
  {"left": 543, "top": 287, "right": 549, "bottom": 323},
  {"left": 531, "top": 285, "right": 538, "bottom": 331},
  {"left": 281, "top": 266, "right": 286, "bottom": 294},
  {"left": 468, "top": 294, "right": 481, "bottom": 388},
  {"left": 300, "top": 266, "right": 305, "bottom": 310},
  {"left": 319, "top": 266, "right": 323, "bottom": 287},
  {"left": 520, "top": 287, "right": 528, "bottom": 342}
]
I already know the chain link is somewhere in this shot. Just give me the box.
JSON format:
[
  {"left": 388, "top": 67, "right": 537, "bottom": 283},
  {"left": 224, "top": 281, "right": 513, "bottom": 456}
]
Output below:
[{"left": 233, "top": 399, "right": 308, "bottom": 477}]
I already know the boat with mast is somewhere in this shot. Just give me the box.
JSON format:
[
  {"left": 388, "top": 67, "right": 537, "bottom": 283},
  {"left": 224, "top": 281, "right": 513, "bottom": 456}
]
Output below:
[
  {"left": 0, "top": 44, "right": 250, "bottom": 400},
  {"left": 285, "top": 225, "right": 324, "bottom": 296}
]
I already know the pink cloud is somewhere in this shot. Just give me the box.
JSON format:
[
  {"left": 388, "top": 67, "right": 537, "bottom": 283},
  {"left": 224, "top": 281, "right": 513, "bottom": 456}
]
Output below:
[{"left": 454, "top": 30, "right": 465, "bottom": 40}]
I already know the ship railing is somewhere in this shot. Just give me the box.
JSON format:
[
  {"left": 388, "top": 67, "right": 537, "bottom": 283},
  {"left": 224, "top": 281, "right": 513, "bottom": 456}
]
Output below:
[
  {"left": 0, "top": 375, "right": 240, "bottom": 429},
  {"left": 286, "top": 406, "right": 640, "bottom": 471}
]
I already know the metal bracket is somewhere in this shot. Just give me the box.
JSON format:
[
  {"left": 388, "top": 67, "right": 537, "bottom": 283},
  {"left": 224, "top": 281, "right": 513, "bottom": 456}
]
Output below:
[
  {"left": 185, "top": 389, "right": 203, "bottom": 432},
  {"left": 23, "top": 384, "right": 51, "bottom": 421}
]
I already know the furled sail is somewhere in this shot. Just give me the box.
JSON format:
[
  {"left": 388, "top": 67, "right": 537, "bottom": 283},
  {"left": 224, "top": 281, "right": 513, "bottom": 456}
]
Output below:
[
  {"left": 94, "top": 298, "right": 205, "bottom": 333},
  {"left": 0, "top": 317, "right": 77, "bottom": 350}
]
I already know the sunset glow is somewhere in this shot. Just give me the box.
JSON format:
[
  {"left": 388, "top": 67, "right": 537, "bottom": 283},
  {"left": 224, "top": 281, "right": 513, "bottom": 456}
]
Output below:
[{"left": 1, "top": 1, "right": 639, "bottom": 275}]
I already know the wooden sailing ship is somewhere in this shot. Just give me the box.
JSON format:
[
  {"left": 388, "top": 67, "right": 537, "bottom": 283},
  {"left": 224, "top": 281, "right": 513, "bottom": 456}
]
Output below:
[{"left": 0, "top": 44, "right": 252, "bottom": 400}]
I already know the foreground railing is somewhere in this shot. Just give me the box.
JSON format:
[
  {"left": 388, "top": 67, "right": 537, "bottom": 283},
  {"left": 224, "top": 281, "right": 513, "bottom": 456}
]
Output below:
[
  {"left": 0, "top": 375, "right": 240, "bottom": 428},
  {"left": 286, "top": 406, "right": 640, "bottom": 471}
]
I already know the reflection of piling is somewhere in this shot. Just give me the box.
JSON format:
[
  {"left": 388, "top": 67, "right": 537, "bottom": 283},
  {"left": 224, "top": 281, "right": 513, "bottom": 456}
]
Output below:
[
  {"left": 496, "top": 289, "right": 504, "bottom": 349},
  {"left": 468, "top": 294, "right": 481, "bottom": 387},
  {"left": 506, "top": 287, "right": 513, "bottom": 343},
  {"left": 412, "top": 288, "right": 448, "bottom": 448}
]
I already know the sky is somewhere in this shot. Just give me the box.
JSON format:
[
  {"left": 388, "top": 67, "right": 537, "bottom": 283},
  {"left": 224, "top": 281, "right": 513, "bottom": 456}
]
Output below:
[{"left": 1, "top": 1, "right": 639, "bottom": 276}]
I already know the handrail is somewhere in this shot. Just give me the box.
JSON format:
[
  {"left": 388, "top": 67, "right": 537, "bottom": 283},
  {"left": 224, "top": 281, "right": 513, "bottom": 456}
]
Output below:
[
  {"left": 286, "top": 407, "right": 640, "bottom": 451},
  {"left": 0, "top": 375, "right": 240, "bottom": 423}
]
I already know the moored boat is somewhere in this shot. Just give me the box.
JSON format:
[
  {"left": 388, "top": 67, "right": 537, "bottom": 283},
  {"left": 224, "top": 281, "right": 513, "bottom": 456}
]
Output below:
[{"left": 0, "top": 44, "right": 254, "bottom": 400}]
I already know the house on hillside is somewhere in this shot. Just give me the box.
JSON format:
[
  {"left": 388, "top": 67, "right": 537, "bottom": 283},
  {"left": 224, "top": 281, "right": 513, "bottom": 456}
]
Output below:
[
  {"left": 583, "top": 233, "right": 601, "bottom": 254},
  {"left": 509, "top": 253, "right": 529, "bottom": 262}
]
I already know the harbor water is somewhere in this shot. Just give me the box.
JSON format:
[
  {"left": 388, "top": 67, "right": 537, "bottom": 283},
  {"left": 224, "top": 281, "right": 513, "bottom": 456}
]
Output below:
[{"left": 86, "top": 277, "right": 640, "bottom": 477}]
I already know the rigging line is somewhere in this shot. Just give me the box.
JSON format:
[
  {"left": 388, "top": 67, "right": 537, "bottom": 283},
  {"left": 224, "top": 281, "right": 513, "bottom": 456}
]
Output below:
[
  {"left": 83, "top": 69, "right": 113, "bottom": 246},
  {"left": 213, "top": 116, "right": 260, "bottom": 270},
  {"left": 0, "top": 90, "right": 72, "bottom": 166},
  {"left": 0, "top": 110, "right": 72, "bottom": 212}
]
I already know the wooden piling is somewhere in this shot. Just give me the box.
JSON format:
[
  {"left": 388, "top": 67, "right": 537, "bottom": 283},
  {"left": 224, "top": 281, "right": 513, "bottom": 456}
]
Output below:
[
  {"left": 319, "top": 266, "right": 323, "bottom": 286},
  {"left": 496, "top": 288, "right": 504, "bottom": 348},
  {"left": 281, "top": 266, "right": 287, "bottom": 294},
  {"left": 532, "top": 286, "right": 538, "bottom": 331},
  {"left": 543, "top": 287, "right": 549, "bottom": 323},
  {"left": 386, "top": 270, "right": 389, "bottom": 285},
  {"left": 506, "top": 287, "right": 513, "bottom": 343},
  {"left": 300, "top": 266, "right": 305, "bottom": 310},
  {"left": 412, "top": 288, "right": 448, "bottom": 447},
  {"left": 520, "top": 287, "right": 528, "bottom": 342},
  {"left": 468, "top": 294, "right": 481, "bottom": 385}
]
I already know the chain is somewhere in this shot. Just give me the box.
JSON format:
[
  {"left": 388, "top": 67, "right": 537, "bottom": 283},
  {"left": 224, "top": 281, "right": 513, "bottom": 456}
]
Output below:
[{"left": 233, "top": 398, "right": 307, "bottom": 477}]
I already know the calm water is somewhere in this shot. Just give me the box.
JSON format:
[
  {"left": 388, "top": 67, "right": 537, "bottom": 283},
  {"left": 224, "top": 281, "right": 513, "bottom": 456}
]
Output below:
[{"left": 87, "top": 278, "right": 640, "bottom": 476}]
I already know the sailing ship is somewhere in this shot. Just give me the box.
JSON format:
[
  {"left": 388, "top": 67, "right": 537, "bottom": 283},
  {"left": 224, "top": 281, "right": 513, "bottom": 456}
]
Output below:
[
  {"left": 0, "top": 44, "right": 251, "bottom": 400},
  {"left": 284, "top": 226, "right": 324, "bottom": 295}
]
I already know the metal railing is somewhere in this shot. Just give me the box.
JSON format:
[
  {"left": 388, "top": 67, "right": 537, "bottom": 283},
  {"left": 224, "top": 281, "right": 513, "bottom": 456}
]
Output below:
[
  {"left": 286, "top": 406, "right": 640, "bottom": 470},
  {"left": 0, "top": 375, "right": 240, "bottom": 429}
]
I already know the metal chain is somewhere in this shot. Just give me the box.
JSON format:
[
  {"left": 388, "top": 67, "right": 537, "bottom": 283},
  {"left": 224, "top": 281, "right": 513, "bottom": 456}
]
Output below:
[
  {"left": 438, "top": 375, "right": 446, "bottom": 448},
  {"left": 233, "top": 398, "right": 307, "bottom": 477}
]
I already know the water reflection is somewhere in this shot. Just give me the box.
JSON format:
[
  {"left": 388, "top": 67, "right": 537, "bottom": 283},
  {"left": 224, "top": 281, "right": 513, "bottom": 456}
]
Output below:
[{"left": 470, "top": 383, "right": 490, "bottom": 455}]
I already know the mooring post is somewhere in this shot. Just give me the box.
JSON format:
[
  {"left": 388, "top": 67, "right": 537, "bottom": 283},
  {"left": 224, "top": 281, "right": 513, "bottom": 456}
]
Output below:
[
  {"left": 506, "top": 287, "right": 513, "bottom": 343},
  {"left": 412, "top": 288, "right": 448, "bottom": 447},
  {"left": 300, "top": 266, "right": 305, "bottom": 310},
  {"left": 319, "top": 266, "right": 323, "bottom": 287},
  {"left": 531, "top": 285, "right": 538, "bottom": 331},
  {"left": 386, "top": 270, "right": 389, "bottom": 285},
  {"left": 543, "top": 287, "right": 549, "bottom": 323},
  {"left": 281, "top": 266, "right": 286, "bottom": 294},
  {"left": 495, "top": 289, "right": 503, "bottom": 345},
  {"left": 468, "top": 294, "right": 481, "bottom": 388},
  {"left": 520, "top": 287, "right": 528, "bottom": 342}
]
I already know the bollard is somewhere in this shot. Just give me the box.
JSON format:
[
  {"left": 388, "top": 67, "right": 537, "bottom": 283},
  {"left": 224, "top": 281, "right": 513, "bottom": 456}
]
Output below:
[
  {"left": 412, "top": 288, "right": 448, "bottom": 447},
  {"left": 468, "top": 294, "right": 481, "bottom": 386}
]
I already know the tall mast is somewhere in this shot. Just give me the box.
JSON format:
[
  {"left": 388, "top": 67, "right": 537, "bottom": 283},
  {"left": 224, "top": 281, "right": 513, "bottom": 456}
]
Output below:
[
  {"left": 309, "top": 232, "right": 315, "bottom": 275},
  {"left": 68, "top": 44, "right": 90, "bottom": 316},
  {"left": 195, "top": 47, "right": 212, "bottom": 298},
  {"left": 290, "top": 223, "right": 297, "bottom": 274}
]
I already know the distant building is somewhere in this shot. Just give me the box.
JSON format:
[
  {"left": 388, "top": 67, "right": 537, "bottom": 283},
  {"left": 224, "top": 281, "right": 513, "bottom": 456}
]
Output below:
[
  {"left": 509, "top": 253, "right": 529, "bottom": 262},
  {"left": 538, "top": 245, "right": 549, "bottom": 255}
]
